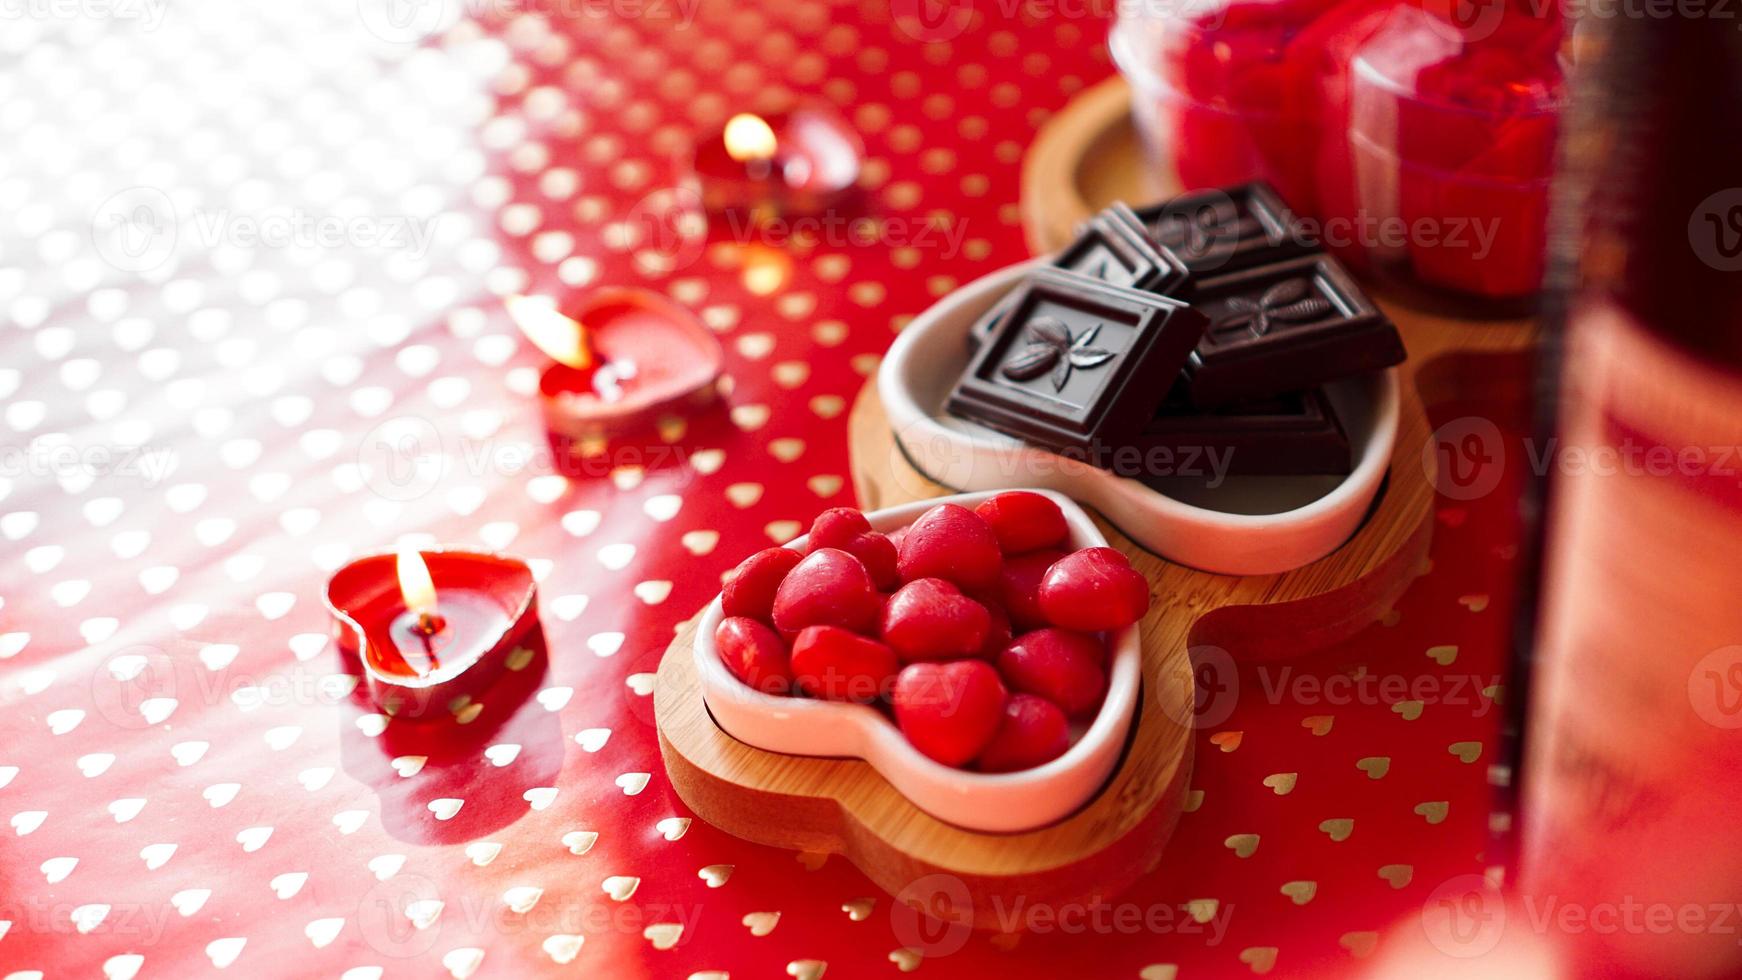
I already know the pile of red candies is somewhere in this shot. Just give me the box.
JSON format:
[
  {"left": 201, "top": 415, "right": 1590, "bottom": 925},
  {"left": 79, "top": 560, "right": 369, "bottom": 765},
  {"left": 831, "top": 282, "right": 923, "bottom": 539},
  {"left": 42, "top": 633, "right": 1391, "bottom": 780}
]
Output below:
[{"left": 712, "top": 493, "right": 1151, "bottom": 772}]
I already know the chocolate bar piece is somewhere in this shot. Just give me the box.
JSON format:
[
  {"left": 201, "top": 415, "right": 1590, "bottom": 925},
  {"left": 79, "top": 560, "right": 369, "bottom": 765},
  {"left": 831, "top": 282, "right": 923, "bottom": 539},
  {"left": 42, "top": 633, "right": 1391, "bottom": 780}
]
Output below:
[
  {"left": 1180, "top": 252, "right": 1406, "bottom": 407},
  {"left": 1133, "top": 385, "right": 1352, "bottom": 478},
  {"left": 947, "top": 268, "right": 1209, "bottom": 456},
  {"left": 1055, "top": 202, "right": 1192, "bottom": 294},
  {"left": 965, "top": 292, "right": 1015, "bottom": 355},
  {"left": 1132, "top": 182, "right": 1314, "bottom": 278},
  {"left": 967, "top": 204, "right": 1190, "bottom": 354}
]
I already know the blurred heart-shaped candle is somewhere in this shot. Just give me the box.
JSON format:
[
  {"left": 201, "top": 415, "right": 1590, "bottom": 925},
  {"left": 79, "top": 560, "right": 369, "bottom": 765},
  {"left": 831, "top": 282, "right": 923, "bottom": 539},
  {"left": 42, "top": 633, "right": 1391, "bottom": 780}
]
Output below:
[
  {"left": 325, "top": 548, "right": 541, "bottom": 718},
  {"left": 692, "top": 107, "right": 863, "bottom": 215},
  {"left": 510, "top": 289, "right": 724, "bottom": 451}
]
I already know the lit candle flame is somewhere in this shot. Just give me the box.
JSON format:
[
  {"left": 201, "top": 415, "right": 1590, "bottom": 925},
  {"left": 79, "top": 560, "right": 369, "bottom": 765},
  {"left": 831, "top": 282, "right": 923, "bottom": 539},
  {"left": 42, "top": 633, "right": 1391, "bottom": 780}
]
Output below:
[
  {"left": 506, "top": 294, "right": 596, "bottom": 370},
  {"left": 723, "top": 113, "right": 778, "bottom": 163},
  {"left": 396, "top": 547, "right": 439, "bottom": 626}
]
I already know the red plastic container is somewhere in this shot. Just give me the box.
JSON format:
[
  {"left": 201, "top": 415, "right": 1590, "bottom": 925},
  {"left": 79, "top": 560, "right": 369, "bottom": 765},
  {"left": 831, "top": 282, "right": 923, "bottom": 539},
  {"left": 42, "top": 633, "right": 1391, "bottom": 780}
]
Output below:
[
  {"left": 1115, "top": 0, "right": 1565, "bottom": 307},
  {"left": 1114, "top": 0, "right": 1342, "bottom": 212},
  {"left": 1340, "top": 5, "right": 1565, "bottom": 301}
]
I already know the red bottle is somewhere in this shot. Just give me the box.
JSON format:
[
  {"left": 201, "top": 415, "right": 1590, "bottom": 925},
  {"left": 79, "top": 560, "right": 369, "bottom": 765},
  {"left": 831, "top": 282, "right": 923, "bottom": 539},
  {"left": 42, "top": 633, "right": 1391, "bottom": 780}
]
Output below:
[{"left": 1520, "top": 16, "right": 1742, "bottom": 978}]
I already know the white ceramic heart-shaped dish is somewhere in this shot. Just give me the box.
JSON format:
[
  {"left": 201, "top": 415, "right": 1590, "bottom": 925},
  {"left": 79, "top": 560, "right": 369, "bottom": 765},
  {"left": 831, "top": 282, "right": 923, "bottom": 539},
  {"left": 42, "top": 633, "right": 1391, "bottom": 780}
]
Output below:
[
  {"left": 877, "top": 259, "right": 1400, "bottom": 575},
  {"left": 694, "top": 489, "right": 1139, "bottom": 833}
]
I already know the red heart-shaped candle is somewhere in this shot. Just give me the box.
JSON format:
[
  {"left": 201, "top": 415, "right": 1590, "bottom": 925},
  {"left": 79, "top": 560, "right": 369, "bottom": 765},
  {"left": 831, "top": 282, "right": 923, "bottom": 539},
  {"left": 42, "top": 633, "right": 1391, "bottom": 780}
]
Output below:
[
  {"left": 515, "top": 288, "right": 724, "bottom": 450},
  {"left": 325, "top": 549, "right": 541, "bottom": 719},
  {"left": 691, "top": 104, "right": 864, "bottom": 215}
]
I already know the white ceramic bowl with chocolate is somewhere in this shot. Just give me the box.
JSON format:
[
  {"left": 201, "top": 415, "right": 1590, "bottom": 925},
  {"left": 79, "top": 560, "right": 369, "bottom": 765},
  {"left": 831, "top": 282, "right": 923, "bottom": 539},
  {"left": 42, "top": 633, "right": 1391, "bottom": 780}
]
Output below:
[{"left": 878, "top": 258, "right": 1400, "bottom": 576}]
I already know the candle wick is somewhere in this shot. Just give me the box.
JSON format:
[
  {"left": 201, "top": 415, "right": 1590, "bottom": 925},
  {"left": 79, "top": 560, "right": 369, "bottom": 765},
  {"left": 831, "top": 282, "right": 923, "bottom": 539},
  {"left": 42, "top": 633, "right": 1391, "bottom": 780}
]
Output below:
[
  {"left": 594, "top": 361, "right": 635, "bottom": 403},
  {"left": 414, "top": 611, "right": 446, "bottom": 667}
]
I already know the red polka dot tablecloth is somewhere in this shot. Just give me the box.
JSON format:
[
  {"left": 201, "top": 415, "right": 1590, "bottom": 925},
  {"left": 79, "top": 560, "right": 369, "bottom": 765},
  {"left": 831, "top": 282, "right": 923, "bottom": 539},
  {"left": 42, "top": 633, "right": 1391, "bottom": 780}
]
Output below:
[{"left": 0, "top": 2, "right": 1526, "bottom": 977}]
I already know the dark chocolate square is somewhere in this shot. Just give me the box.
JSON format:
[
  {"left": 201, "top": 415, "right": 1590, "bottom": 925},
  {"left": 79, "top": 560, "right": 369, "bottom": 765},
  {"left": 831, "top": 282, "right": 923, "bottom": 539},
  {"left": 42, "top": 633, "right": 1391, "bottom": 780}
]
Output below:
[
  {"left": 1133, "top": 182, "right": 1314, "bottom": 278},
  {"left": 1180, "top": 252, "right": 1406, "bottom": 407},
  {"left": 1132, "top": 385, "right": 1352, "bottom": 478},
  {"left": 964, "top": 292, "right": 1015, "bottom": 355},
  {"left": 947, "top": 268, "right": 1209, "bottom": 455},
  {"left": 966, "top": 205, "right": 1191, "bottom": 355},
  {"left": 1055, "top": 202, "right": 1192, "bottom": 294}
]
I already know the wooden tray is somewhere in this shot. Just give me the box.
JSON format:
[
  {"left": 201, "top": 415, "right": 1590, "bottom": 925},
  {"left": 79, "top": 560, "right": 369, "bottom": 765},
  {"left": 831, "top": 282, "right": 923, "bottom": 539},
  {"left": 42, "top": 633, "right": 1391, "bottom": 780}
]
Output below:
[{"left": 654, "top": 75, "right": 1537, "bottom": 930}]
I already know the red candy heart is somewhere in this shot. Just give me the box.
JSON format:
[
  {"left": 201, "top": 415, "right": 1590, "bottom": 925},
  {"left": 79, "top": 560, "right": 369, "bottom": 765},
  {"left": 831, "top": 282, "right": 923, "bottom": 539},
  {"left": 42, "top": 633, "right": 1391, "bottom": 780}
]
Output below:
[
  {"left": 772, "top": 548, "right": 881, "bottom": 636},
  {"left": 886, "top": 524, "right": 908, "bottom": 553},
  {"left": 1037, "top": 547, "right": 1151, "bottom": 632},
  {"left": 996, "top": 628, "right": 1108, "bottom": 718},
  {"left": 974, "top": 491, "right": 1070, "bottom": 555},
  {"left": 892, "top": 659, "right": 1008, "bottom": 766},
  {"left": 805, "top": 509, "right": 898, "bottom": 590},
  {"left": 998, "top": 548, "right": 1067, "bottom": 632},
  {"left": 722, "top": 547, "right": 803, "bottom": 624},
  {"left": 896, "top": 503, "right": 1003, "bottom": 592},
  {"left": 806, "top": 507, "right": 871, "bottom": 552},
  {"left": 880, "top": 577, "right": 991, "bottom": 663},
  {"left": 846, "top": 531, "right": 899, "bottom": 591},
  {"left": 977, "top": 603, "right": 1013, "bottom": 660},
  {"left": 714, "top": 616, "right": 794, "bottom": 694},
  {"left": 790, "top": 625, "right": 899, "bottom": 702},
  {"left": 977, "top": 693, "right": 1071, "bottom": 772}
]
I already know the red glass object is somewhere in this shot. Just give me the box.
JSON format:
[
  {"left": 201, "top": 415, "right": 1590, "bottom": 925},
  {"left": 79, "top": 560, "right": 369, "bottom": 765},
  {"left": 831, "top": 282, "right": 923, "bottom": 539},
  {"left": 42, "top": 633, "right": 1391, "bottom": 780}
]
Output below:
[
  {"left": 690, "top": 105, "right": 864, "bottom": 214},
  {"left": 1117, "top": 0, "right": 1344, "bottom": 211},
  {"left": 1117, "top": 0, "right": 1564, "bottom": 306},
  {"left": 1341, "top": 5, "right": 1564, "bottom": 301},
  {"left": 514, "top": 288, "right": 724, "bottom": 449},
  {"left": 1296, "top": 0, "right": 1402, "bottom": 270},
  {"left": 325, "top": 549, "right": 541, "bottom": 718}
]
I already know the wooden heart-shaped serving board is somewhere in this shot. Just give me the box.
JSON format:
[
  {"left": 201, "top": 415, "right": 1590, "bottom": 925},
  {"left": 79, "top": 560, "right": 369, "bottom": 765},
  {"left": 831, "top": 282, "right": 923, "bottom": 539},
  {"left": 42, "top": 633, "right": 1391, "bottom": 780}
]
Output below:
[{"left": 655, "top": 74, "right": 1537, "bottom": 930}]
